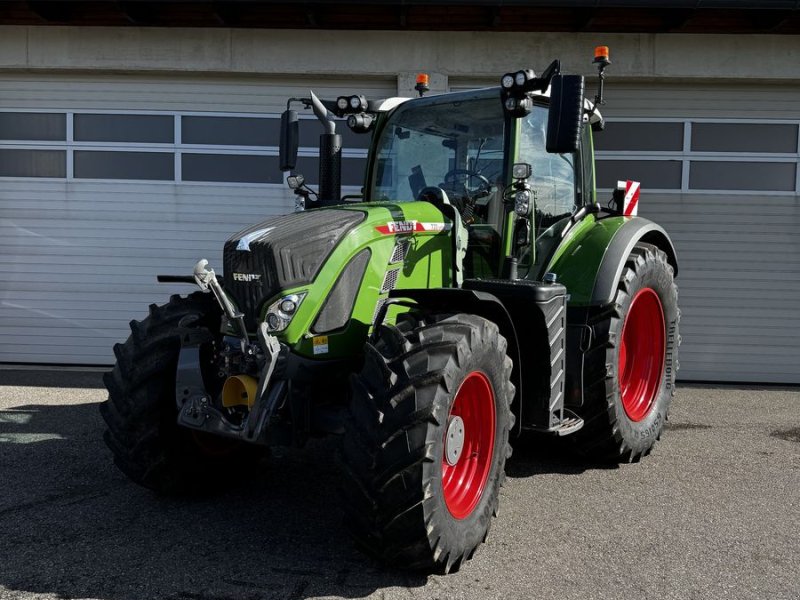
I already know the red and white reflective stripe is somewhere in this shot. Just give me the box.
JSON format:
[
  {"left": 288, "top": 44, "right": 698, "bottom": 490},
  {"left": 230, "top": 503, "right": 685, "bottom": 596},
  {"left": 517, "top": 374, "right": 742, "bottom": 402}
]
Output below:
[
  {"left": 375, "top": 221, "right": 452, "bottom": 235},
  {"left": 617, "top": 180, "right": 641, "bottom": 216}
]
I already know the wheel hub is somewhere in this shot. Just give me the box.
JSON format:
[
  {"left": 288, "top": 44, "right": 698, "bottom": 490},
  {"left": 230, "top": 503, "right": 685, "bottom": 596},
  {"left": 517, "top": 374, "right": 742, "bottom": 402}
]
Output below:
[{"left": 445, "top": 416, "right": 465, "bottom": 465}]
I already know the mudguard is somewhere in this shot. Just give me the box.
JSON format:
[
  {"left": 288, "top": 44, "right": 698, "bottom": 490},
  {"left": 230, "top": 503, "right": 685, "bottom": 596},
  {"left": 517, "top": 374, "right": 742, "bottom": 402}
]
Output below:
[
  {"left": 563, "top": 217, "right": 679, "bottom": 409},
  {"left": 590, "top": 217, "right": 678, "bottom": 305},
  {"left": 548, "top": 215, "right": 678, "bottom": 307}
]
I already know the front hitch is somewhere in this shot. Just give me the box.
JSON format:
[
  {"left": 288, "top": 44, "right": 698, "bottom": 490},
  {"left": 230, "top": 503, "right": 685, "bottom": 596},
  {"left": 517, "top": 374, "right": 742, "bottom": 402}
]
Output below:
[
  {"left": 175, "top": 318, "right": 285, "bottom": 445},
  {"left": 162, "top": 259, "right": 288, "bottom": 445}
]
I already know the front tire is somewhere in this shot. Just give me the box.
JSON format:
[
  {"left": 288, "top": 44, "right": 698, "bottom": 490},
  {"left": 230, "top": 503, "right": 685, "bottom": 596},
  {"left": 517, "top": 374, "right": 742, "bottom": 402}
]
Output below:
[
  {"left": 100, "top": 292, "right": 262, "bottom": 494},
  {"left": 575, "top": 243, "right": 680, "bottom": 461},
  {"left": 341, "top": 313, "right": 514, "bottom": 573}
]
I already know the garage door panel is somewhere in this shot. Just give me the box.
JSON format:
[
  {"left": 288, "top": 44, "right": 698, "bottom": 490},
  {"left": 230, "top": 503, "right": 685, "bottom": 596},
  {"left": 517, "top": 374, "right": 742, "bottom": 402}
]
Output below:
[
  {"left": 1, "top": 224, "right": 257, "bottom": 241},
  {"left": 0, "top": 303, "right": 169, "bottom": 318},
  {"left": 684, "top": 307, "right": 800, "bottom": 320},
  {"left": 602, "top": 85, "right": 800, "bottom": 383},
  {"left": 0, "top": 249, "right": 221, "bottom": 263},
  {"left": 0, "top": 74, "right": 395, "bottom": 114},
  {"left": 0, "top": 74, "right": 394, "bottom": 364},
  {"left": 675, "top": 252, "right": 800, "bottom": 266}
]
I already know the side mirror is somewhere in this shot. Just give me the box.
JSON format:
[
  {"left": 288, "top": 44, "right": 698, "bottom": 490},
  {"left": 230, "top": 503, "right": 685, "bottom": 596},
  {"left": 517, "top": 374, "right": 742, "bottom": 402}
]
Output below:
[
  {"left": 279, "top": 109, "right": 299, "bottom": 171},
  {"left": 287, "top": 173, "right": 304, "bottom": 190},
  {"left": 546, "top": 74, "right": 584, "bottom": 154}
]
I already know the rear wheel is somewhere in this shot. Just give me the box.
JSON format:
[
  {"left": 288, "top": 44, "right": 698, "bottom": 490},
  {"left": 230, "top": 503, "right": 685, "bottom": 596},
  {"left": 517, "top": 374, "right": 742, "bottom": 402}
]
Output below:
[
  {"left": 100, "top": 292, "right": 263, "bottom": 494},
  {"left": 575, "top": 243, "right": 680, "bottom": 461},
  {"left": 341, "top": 313, "right": 514, "bottom": 573}
]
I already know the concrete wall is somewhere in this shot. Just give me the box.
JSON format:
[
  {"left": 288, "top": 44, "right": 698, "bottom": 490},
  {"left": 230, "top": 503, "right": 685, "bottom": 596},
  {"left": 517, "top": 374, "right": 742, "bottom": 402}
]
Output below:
[{"left": 1, "top": 26, "right": 799, "bottom": 96}]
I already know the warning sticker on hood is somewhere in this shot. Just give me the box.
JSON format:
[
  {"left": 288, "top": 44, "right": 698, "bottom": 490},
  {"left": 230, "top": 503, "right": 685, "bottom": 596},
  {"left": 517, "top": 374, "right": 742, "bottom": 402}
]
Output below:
[{"left": 312, "top": 336, "right": 329, "bottom": 355}]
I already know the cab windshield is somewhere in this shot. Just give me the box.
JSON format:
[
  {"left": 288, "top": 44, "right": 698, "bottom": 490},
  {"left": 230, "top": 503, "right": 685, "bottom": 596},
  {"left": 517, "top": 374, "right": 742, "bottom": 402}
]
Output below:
[{"left": 369, "top": 94, "right": 506, "bottom": 216}]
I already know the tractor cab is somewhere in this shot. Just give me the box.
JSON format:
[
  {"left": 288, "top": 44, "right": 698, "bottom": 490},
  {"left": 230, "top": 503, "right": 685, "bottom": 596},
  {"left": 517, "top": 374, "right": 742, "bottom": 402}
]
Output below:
[
  {"left": 363, "top": 79, "right": 596, "bottom": 282},
  {"left": 279, "top": 56, "right": 599, "bottom": 285}
]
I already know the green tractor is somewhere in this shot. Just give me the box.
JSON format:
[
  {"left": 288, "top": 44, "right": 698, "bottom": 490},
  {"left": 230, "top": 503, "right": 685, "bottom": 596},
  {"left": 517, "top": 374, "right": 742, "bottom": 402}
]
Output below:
[{"left": 101, "top": 48, "right": 679, "bottom": 573}]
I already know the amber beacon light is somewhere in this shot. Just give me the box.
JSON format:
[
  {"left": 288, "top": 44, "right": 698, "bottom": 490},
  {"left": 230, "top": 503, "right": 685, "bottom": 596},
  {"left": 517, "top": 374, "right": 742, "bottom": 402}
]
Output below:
[
  {"left": 594, "top": 45, "right": 610, "bottom": 67},
  {"left": 415, "top": 73, "right": 430, "bottom": 97}
]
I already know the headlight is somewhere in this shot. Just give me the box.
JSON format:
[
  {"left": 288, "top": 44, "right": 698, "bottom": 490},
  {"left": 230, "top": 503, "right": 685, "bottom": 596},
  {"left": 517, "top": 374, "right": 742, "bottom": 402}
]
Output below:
[
  {"left": 504, "top": 97, "right": 517, "bottom": 111},
  {"left": 514, "top": 189, "right": 531, "bottom": 216},
  {"left": 515, "top": 71, "right": 527, "bottom": 86},
  {"left": 336, "top": 97, "right": 349, "bottom": 111},
  {"left": 501, "top": 73, "right": 515, "bottom": 89},
  {"left": 264, "top": 293, "right": 306, "bottom": 332}
]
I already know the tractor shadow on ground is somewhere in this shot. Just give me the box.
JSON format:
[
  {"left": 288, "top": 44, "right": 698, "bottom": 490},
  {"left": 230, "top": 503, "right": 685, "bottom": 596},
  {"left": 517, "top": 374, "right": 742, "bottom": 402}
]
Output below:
[
  {"left": 0, "top": 400, "right": 426, "bottom": 600},
  {"left": 505, "top": 434, "right": 620, "bottom": 478}
]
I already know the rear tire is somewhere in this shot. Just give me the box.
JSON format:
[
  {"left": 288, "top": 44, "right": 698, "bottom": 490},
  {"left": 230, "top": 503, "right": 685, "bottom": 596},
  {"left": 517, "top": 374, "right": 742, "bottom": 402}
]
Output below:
[
  {"left": 341, "top": 313, "right": 514, "bottom": 573},
  {"left": 575, "top": 243, "right": 680, "bottom": 462},
  {"left": 100, "top": 292, "right": 262, "bottom": 494}
]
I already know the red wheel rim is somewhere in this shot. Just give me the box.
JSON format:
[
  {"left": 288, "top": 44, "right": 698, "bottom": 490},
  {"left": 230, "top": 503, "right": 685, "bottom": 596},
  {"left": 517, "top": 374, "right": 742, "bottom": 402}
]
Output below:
[
  {"left": 441, "top": 371, "right": 496, "bottom": 520},
  {"left": 619, "top": 288, "right": 666, "bottom": 422}
]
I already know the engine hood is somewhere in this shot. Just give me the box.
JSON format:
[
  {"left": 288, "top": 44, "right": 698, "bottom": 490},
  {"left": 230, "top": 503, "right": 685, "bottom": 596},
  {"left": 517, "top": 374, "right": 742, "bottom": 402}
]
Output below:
[{"left": 223, "top": 209, "right": 366, "bottom": 330}]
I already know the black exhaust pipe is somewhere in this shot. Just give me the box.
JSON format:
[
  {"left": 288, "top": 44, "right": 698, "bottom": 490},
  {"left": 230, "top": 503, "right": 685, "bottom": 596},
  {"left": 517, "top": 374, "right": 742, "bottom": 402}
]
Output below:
[
  {"left": 310, "top": 91, "right": 342, "bottom": 207},
  {"left": 319, "top": 133, "right": 342, "bottom": 207}
]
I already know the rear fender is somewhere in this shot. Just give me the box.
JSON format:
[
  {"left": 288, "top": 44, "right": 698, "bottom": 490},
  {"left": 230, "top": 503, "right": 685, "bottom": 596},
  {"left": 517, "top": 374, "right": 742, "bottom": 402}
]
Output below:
[
  {"left": 564, "top": 217, "right": 679, "bottom": 409},
  {"left": 591, "top": 218, "right": 678, "bottom": 305},
  {"left": 548, "top": 215, "right": 678, "bottom": 306}
]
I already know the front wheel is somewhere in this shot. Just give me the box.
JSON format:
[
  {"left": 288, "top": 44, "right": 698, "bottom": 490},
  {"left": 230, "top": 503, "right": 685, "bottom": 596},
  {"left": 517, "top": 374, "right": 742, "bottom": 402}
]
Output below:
[
  {"left": 575, "top": 243, "right": 680, "bottom": 462},
  {"left": 100, "top": 292, "right": 263, "bottom": 494},
  {"left": 341, "top": 313, "right": 514, "bottom": 573}
]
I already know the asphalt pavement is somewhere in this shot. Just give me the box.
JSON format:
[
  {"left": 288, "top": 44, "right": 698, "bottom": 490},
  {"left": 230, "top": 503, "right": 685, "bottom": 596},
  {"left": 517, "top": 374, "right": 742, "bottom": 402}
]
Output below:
[{"left": 0, "top": 368, "right": 798, "bottom": 600}]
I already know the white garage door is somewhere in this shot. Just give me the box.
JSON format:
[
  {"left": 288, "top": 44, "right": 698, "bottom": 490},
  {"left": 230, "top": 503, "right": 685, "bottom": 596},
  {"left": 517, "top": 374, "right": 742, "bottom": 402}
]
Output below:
[
  {"left": 0, "top": 73, "right": 394, "bottom": 364},
  {"left": 451, "top": 78, "right": 800, "bottom": 384},
  {"left": 596, "top": 82, "right": 800, "bottom": 384}
]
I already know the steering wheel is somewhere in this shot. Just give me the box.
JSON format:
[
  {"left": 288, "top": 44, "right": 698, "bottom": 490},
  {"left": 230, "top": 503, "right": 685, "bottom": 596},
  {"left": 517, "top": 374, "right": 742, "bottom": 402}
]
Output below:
[
  {"left": 441, "top": 169, "right": 492, "bottom": 223},
  {"left": 443, "top": 169, "right": 491, "bottom": 197}
]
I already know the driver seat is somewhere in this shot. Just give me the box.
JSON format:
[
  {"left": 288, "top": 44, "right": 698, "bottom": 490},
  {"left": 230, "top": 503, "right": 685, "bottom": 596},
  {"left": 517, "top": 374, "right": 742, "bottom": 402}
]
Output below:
[{"left": 417, "top": 186, "right": 452, "bottom": 210}]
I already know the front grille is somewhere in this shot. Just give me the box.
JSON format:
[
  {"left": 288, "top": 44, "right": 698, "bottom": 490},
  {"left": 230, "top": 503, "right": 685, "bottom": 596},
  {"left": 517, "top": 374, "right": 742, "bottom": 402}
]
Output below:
[
  {"left": 372, "top": 298, "right": 388, "bottom": 326},
  {"left": 381, "top": 268, "right": 400, "bottom": 293},
  {"left": 389, "top": 241, "right": 408, "bottom": 264}
]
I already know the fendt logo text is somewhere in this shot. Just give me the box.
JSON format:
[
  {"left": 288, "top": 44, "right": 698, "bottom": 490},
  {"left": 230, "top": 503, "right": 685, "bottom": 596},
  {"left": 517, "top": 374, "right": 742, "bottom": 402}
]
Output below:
[{"left": 233, "top": 273, "right": 262, "bottom": 282}]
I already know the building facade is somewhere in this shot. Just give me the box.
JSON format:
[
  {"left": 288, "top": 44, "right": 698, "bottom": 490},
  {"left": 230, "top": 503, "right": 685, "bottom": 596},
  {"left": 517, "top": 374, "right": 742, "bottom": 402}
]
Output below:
[{"left": 1, "top": 3, "right": 799, "bottom": 383}]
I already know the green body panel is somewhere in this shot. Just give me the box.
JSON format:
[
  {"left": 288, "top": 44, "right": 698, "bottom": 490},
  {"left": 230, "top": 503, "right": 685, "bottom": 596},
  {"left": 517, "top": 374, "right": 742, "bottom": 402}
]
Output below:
[
  {"left": 545, "top": 214, "right": 630, "bottom": 305},
  {"left": 265, "top": 201, "right": 454, "bottom": 359}
]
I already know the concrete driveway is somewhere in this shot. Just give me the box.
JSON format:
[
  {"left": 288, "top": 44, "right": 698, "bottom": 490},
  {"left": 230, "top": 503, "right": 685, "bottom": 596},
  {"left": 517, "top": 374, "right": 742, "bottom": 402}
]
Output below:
[{"left": 0, "top": 369, "right": 798, "bottom": 600}]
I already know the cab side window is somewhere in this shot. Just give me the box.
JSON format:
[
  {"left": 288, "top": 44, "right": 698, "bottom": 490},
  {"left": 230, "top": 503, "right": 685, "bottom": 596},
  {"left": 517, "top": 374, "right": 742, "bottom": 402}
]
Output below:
[{"left": 519, "top": 106, "right": 577, "bottom": 226}]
